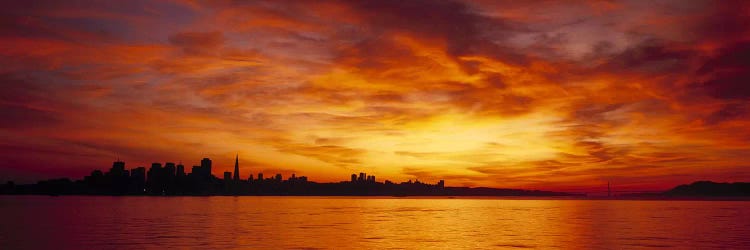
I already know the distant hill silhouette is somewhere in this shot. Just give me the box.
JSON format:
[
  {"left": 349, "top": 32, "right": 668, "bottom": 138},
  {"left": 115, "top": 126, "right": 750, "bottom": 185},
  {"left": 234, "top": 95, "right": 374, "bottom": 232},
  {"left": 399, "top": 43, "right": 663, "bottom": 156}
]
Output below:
[{"left": 664, "top": 181, "right": 750, "bottom": 197}]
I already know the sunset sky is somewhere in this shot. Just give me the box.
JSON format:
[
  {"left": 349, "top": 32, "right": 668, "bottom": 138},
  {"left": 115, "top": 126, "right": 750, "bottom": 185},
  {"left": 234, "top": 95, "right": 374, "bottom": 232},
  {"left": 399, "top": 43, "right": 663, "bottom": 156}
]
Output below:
[{"left": 1, "top": 0, "right": 749, "bottom": 191}]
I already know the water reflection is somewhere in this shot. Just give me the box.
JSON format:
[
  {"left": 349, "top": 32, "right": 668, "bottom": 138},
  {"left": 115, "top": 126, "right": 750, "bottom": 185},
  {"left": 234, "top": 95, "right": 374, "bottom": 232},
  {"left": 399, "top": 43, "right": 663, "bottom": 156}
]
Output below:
[{"left": 1, "top": 196, "right": 748, "bottom": 249}]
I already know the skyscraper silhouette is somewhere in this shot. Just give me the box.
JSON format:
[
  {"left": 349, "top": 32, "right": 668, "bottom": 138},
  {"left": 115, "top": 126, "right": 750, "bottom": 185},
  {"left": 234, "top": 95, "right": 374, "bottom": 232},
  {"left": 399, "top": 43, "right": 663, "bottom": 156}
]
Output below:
[
  {"left": 197, "top": 158, "right": 212, "bottom": 180},
  {"left": 201, "top": 158, "right": 212, "bottom": 173},
  {"left": 111, "top": 160, "right": 125, "bottom": 176},
  {"left": 176, "top": 163, "right": 185, "bottom": 177},
  {"left": 147, "top": 163, "right": 164, "bottom": 195},
  {"left": 233, "top": 154, "right": 240, "bottom": 181},
  {"left": 164, "top": 162, "right": 176, "bottom": 176}
]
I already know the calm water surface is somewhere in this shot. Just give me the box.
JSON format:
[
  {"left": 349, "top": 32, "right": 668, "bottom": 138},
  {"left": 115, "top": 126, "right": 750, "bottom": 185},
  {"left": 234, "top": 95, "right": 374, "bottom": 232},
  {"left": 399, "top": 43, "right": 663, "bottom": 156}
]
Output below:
[{"left": 1, "top": 196, "right": 748, "bottom": 249}]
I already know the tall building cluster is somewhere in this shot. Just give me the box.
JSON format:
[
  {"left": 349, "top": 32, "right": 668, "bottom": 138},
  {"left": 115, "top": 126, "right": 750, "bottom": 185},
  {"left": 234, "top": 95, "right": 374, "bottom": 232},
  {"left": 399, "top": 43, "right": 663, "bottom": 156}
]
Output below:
[
  {"left": 2, "top": 155, "right": 451, "bottom": 196},
  {"left": 77, "top": 155, "right": 314, "bottom": 195}
]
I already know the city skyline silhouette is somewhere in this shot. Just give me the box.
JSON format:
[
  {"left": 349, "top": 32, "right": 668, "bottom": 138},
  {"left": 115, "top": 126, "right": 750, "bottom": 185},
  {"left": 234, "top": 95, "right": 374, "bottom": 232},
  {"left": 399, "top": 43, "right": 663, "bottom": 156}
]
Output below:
[
  {"left": 1, "top": 155, "right": 574, "bottom": 197},
  {"left": 2, "top": 155, "right": 748, "bottom": 197}
]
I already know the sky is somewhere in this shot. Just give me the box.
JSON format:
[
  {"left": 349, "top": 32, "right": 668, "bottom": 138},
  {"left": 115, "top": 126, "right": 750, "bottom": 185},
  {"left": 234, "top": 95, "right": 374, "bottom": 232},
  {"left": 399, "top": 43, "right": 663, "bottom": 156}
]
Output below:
[{"left": 1, "top": 0, "right": 749, "bottom": 191}]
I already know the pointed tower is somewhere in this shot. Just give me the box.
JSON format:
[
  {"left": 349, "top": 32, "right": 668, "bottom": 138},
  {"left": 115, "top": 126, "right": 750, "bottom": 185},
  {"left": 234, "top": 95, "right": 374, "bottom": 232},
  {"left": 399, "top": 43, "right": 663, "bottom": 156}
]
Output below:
[{"left": 233, "top": 154, "right": 240, "bottom": 181}]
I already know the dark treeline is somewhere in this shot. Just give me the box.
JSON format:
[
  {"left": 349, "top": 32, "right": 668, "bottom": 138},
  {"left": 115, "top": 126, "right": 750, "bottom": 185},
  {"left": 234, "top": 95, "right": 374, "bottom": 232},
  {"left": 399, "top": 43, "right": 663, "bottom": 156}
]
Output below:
[{"left": 0, "top": 157, "right": 574, "bottom": 196}]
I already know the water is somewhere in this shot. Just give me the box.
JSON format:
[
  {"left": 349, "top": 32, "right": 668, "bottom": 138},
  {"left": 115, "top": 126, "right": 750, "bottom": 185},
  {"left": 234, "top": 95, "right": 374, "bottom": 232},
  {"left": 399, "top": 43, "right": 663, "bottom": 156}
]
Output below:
[{"left": 0, "top": 196, "right": 748, "bottom": 249}]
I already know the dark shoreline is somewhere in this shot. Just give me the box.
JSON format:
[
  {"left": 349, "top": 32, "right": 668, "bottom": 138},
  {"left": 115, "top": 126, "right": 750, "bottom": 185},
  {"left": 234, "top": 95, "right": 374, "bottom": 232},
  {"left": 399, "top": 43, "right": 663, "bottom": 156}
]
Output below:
[{"left": 5, "top": 159, "right": 747, "bottom": 199}]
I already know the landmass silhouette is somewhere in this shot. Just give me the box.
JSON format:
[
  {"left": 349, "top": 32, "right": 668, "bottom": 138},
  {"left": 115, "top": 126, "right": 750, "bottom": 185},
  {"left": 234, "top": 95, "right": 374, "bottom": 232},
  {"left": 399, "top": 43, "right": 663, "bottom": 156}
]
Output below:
[
  {"left": 1, "top": 157, "right": 748, "bottom": 197},
  {"left": 664, "top": 181, "right": 750, "bottom": 197}
]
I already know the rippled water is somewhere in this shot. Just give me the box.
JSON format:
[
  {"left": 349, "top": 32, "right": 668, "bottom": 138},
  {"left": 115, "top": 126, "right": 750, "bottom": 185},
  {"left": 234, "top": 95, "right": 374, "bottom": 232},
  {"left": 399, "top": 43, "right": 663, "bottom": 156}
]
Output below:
[{"left": 1, "top": 196, "right": 749, "bottom": 249}]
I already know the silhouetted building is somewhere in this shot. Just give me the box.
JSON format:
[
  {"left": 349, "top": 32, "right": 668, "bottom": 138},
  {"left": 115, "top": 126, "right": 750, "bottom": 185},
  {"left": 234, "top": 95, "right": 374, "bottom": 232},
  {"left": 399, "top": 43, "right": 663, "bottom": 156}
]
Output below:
[
  {"left": 438, "top": 180, "right": 445, "bottom": 188},
  {"left": 163, "top": 163, "right": 177, "bottom": 194},
  {"left": 164, "top": 163, "right": 176, "bottom": 176},
  {"left": 351, "top": 174, "right": 357, "bottom": 182},
  {"left": 200, "top": 158, "right": 212, "bottom": 177},
  {"left": 176, "top": 163, "right": 185, "bottom": 177},
  {"left": 83, "top": 169, "right": 105, "bottom": 192},
  {"left": 248, "top": 174, "right": 254, "bottom": 182},
  {"left": 149, "top": 163, "right": 162, "bottom": 169},
  {"left": 257, "top": 173, "right": 263, "bottom": 182},
  {"left": 233, "top": 154, "right": 240, "bottom": 181},
  {"left": 223, "top": 171, "right": 232, "bottom": 192},
  {"left": 106, "top": 160, "right": 129, "bottom": 194},
  {"left": 275, "top": 174, "right": 282, "bottom": 182},
  {"left": 201, "top": 158, "right": 212, "bottom": 169},
  {"left": 359, "top": 172, "right": 366, "bottom": 182},
  {"left": 190, "top": 158, "right": 213, "bottom": 180},
  {"left": 111, "top": 160, "right": 126, "bottom": 176},
  {"left": 130, "top": 167, "right": 146, "bottom": 193},
  {"left": 146, "top": 163, "right": 164, "bottom": 194}
]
